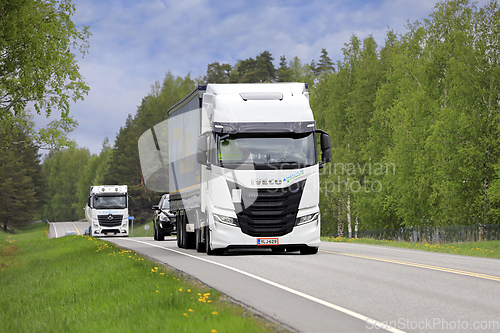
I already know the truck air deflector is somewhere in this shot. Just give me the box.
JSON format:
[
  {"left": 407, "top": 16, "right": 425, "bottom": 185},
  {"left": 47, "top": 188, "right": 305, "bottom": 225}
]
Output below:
[
  {"left": 239, "top": 92, "right": 283, "bottom": 101},
  {"left": 226, "top": 179, "right": 306, "bottom": 237},
  {"left": 213, "top": 121, "right": 315, "bottom": 134}
]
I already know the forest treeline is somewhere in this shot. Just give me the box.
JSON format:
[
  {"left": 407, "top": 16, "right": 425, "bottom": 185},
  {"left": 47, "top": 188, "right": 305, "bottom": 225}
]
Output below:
[{"left": 4, "top": 0, "right": 500, "bottom": 236}]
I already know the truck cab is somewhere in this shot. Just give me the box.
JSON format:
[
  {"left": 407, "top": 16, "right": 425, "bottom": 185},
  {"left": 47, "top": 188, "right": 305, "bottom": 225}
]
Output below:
[{"left": 85, "top": 185, "right": 130, "bottom": 237}]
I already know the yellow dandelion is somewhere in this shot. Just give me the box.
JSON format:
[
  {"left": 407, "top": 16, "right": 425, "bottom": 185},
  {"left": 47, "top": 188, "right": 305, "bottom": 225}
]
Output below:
[
  {"left": 184, "top": 313, "right": 188, "bottom": 317},
  {"left": 156, "top": 290, "right": 159, "bottom": 293},
  {"left": 179, "top": 288, "right": 183, "bottom": 292},
  {"left": 188, "top": 309, "right": 193, "bottom": 312},
  {"left": 187, "top": 289, "right": 191, "bottom": 292},
  {"left": 212, "top": 329, "right": 217, "bottom": 332},
  {"left": 211, "top": 311, "right": 218, "bottom": 315}
]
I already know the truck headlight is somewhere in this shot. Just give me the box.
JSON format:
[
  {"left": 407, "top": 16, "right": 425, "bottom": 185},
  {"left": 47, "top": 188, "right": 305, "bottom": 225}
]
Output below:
[
  {"left": 213, "top": 213, "right": 239, "bottom": 227},
  {"left": 295, "top": 212, "right": 319, "bottom": 226}
]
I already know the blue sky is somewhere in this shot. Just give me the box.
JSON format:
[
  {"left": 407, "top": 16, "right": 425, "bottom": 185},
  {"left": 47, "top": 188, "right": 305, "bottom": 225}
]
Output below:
[{"left": 34, "top": 0, "right": 489, "bottom": 155}]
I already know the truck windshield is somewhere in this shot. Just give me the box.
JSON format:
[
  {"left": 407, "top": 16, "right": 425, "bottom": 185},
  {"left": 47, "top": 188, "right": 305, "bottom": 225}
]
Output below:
[
  {"left": 93, "top": 195, "right": 127, "bottom": 209},
  {"left": 217, "top": 132, "right": 315, "bottom": 170}
]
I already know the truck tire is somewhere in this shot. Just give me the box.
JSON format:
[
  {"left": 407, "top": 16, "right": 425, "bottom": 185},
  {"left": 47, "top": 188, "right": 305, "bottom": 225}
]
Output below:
[
  {"left": 177, "top": 214, "right": 184, "bottom": 248},
  {"left": 186, "top": 231, "right": 196, "bottom": 249},
  {"left": 195, "top": 228, "right": 205, "bottom": 253},
  {"left": 184, "top": 210, "right": 196, "bottom": 249}
]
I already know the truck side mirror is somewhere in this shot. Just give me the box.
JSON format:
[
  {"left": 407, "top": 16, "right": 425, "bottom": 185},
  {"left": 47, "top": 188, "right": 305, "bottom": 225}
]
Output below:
[
  {"left": 316, "top": 130, "right": 332, "bottom": 167},
  {"left": 197, "top": 134, "right": 208, "bottom": 165},
  {"left": 320, "top": 132, "right": 332, "bottom": 163},
  {"left": 87, "top": 196, "right": 91, "bottom": 207},
  {"left": 152, "top": 205, "right": 159, "bottom": 210}
]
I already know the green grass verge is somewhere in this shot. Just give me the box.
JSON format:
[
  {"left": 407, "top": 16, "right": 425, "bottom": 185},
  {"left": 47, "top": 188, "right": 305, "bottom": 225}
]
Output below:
[
  {"left": 0, "top": 224, "right": 285, "bottom": 333},
  {"left": 130, "top": 220, "right": 155, "bottom": 237},
  {"left": 322, "top": 236, "right": 500, "bottom": 259}
]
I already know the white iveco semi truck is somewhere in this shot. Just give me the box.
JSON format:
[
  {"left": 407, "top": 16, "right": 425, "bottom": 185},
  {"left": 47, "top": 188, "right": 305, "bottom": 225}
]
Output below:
[
  {"left": 85, "top": 185, "right": 130, "bottom": 237},
  {"left": 168, "top": 83, "right": 331, "bottom": 255}
]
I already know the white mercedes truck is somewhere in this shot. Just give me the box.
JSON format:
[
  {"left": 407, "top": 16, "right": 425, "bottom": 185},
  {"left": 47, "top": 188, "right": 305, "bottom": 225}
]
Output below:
[
  {"left": 167, "top": 83, "right": 331, "bottom": 255},
  {"left": 85, "top": 185, "right": 130, "bottom": 237}
]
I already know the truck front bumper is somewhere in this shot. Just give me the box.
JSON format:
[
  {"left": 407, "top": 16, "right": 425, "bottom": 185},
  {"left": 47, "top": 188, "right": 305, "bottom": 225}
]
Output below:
[{"left": 210, "top": 216, "right": 320, "bottom": 250}]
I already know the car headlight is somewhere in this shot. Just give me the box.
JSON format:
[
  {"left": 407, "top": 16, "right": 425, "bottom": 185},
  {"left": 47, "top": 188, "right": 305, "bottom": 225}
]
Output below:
[
  {"left": 213, "top": 213, "right": 239, "bottom": 227},
  {"left": 295, "top": 212, "right": 319, "bottom": 226},
  {"left": 159, "top": 215, "right": 169, "bottom": 222}
]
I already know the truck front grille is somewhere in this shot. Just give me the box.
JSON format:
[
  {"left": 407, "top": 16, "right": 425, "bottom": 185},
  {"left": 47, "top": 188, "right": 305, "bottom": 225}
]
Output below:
[
  {"left": 227, "top": 180, "right": 305, "bottom": 237},
  {"left": 98, "top": 214, "right": 123, "bottom": 227}
]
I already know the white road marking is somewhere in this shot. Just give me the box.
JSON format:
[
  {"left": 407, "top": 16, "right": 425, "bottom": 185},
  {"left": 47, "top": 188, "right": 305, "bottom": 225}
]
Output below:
[
  {"left": 122, "top": 238, "right": 406, "bottom": 333},
  {"left": 51, "top": 223, "right": 58, "bottom": 238}
]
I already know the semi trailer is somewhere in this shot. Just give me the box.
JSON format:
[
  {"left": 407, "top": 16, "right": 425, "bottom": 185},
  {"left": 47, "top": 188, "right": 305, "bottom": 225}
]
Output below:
[{"left": 167, "top": 83, "right": 331, "bottom": 254}]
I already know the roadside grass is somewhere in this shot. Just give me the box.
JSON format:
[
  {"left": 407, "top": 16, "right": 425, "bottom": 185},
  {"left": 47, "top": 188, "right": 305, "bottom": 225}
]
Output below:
[
  {"left": 322, "top": 236, "right": 500, "bottom": 259},
  {"left": 0, "top": 224, "right": 284, "bottom": 333},
  {"left": 130, "top": 220, "right": 155, "bottom": 238}
]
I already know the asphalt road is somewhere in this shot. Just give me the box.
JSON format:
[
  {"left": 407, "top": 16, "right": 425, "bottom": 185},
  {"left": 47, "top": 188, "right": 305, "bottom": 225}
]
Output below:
[
  {"left": 48, "top": 222, "right": 500, "bottom": 332},
  {"left": 107, "top": 237, "right": 500, "bottom": 333},
  {"left": 48, "top": 221, "right": 89, "bottom": 238}
]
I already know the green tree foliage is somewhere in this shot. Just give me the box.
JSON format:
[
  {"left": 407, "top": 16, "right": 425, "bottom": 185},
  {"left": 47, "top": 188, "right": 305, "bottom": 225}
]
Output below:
[
  {"left": 0, "top": 0, "right": 90, "bottom": 150},
  {"left": 230, "top": 51, "right": 277, "bottom": 83},
  {"left": 277, "top": 55, "right": 293, "bottom": 82},
  {"left": 43, "top": 147, "right": 90, "bottom": 221},
  {"left": 289, "top": 56, "right": 315, "bottom": 84},
  {"left": 311, "top": 35, "right": 389, "bottom": 235},
  {"left": 0, "top": 127, "right": 45, "bottom": 230},
  {"left": 203, "top": 62, "right": 232, "bottom": 83},
  {"left": 310, "top": 48, "right": 335, "bottom": 76},
  {"left": 313, "top": 0, "right": 500, "bottom": 236}
]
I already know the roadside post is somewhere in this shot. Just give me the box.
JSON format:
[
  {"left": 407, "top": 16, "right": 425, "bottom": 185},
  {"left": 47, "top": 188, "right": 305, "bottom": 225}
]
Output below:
[{"left": 128, "top": 216, "right": 134, "bottom": 236}]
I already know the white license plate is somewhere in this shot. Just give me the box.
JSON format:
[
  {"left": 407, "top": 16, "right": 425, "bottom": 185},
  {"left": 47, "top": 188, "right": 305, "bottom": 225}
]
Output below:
[{"left": 257, "top": 238, "right": 279, "bottom": 246}]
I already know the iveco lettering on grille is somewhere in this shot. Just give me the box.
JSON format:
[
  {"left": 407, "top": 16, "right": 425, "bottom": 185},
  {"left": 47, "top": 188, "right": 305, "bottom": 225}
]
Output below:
[{"left": 251, "top": 178, "right": 283, "bottom": 186}]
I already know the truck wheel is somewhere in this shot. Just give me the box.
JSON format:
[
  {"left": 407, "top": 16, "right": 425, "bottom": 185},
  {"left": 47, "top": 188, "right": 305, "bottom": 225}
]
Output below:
[
  {"left": 300, "top": 247, "right": 319, "bottom": 255},
  {"left": 186, "top": 231, "right": 196, "bottom": 249},
  {"left": 177, "top": 215, "right": 184, "bottom": 248},
  {"left": 195, "top": 228, "right": 205, "bottom": 252}
]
